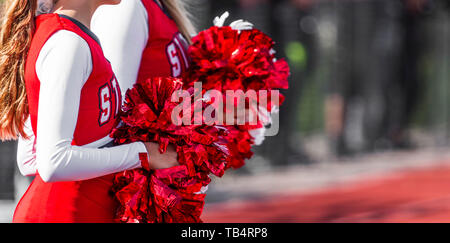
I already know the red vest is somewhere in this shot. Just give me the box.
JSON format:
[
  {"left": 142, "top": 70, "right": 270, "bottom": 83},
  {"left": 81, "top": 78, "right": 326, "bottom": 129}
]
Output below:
[
  {"left": 137, "top": 0, "right": 190, "bottom": 81},
  {"left": 25, "top": 14, "right": 121, "bottom": 146}
]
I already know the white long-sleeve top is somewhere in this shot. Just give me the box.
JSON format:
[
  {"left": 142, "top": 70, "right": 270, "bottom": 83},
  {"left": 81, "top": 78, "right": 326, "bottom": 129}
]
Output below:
[
  {"left": 17, "top": 117, "right": 37, "bottom": 176},
  {"left": 17, "top": 30, "right": 147, "bottom": 182},
  {"left": 91, "top": 0, "right": 149, "bottom": 98}
]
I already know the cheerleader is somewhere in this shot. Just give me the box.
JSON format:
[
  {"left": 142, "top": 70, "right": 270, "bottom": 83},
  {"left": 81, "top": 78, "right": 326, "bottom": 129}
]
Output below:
[
  {"left": 91, "top": 0, "right": 211, "bottom": 198},
  {"left": 91, "top": 0, "right": 254, "bottom": 98},
  {"left": 91, "top": 0, "right": 266, "bottom": 145},
  {"left": 0, "top": 0, "right": 178, "bottom": 223}
]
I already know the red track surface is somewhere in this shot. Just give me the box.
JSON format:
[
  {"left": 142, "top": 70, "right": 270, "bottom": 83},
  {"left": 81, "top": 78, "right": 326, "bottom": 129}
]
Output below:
[{"left": 202, "top": 165, "right": 450, "bottom": 223}]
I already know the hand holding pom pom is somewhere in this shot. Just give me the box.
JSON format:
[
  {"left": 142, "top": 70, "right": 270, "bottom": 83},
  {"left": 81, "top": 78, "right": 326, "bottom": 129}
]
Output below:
[
  {"left": 111, "top": 77, "right": 228, "bottom": 223},
  {"left": 144, "top": 143, "right": 179, "bottom": 170}
]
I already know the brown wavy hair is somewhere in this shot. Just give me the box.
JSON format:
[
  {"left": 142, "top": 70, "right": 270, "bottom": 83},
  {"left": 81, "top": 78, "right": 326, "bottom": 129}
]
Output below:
[{"left": 0, "top": 0, "right": 37, "bottom": 140}]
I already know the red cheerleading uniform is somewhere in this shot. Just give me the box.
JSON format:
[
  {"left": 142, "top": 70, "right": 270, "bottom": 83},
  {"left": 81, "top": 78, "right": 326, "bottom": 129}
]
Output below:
[
  {"left": 13, "top": 14, "right": 122, "bottom": 223},
  {"left": 137, "top": 0, "right": 190, "bottom": 81}
]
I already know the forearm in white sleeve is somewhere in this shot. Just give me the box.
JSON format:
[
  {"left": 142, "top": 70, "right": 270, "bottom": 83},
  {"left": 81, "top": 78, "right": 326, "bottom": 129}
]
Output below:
[
  {"left": 17, "top": 116, "right": 37, "bottom": 176},
  {"left": 35, "top": 30, "right": 147, "bottom": 183},
  {"left": 92, "top": 0, "right": 149, "bottom": 98}
]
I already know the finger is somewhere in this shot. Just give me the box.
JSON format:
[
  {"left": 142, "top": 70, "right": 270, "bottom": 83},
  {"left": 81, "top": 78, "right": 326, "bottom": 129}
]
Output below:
[
  {"left": 213, "top": 16, "right": 220, "bottom": 26},
  {"left": 229, "top": 19, "right": 243, "bottom": 29},
  {"left": 214, "top": 11, "right": 230, "bottom": 27},
  {"left": 230, "top": 20, "right": 254, "bottom": 31}
]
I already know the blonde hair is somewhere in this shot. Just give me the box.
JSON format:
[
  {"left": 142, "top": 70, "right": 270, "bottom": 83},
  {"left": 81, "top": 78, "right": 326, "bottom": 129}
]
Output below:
[
  {"left": 0, "top": 0, "right": 37, "bottom": 140},
  {"left": 161, "top": 0, "right": 195, "bottom": 43}
]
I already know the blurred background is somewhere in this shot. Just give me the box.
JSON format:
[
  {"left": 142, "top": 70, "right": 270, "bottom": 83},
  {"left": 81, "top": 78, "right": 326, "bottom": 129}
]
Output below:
[{"left": 1, "top": 0, "right": 450, "bottom": 222}]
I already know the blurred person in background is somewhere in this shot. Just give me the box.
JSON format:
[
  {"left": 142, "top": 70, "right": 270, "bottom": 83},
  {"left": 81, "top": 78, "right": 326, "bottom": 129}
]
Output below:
[
  {"left": 258, "top": 0, "right": 317, "bottom": 165},
  {"left": 326, "top": 0, "right": 432, "bottom": 155}
]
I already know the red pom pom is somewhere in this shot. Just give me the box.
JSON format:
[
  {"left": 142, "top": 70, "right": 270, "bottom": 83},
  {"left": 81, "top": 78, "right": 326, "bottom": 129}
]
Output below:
[
  {"left": 110, "top": 26, "right": 290, "bottom": 223},
  {"left": 183, "top": 26, "right": 290, "bottom": 169},
  {"left": 111, "top": 77, "right": 228, "bottom": 223},
  {"left": 184, "top": 27, "right": 290, "bottom": 96}
]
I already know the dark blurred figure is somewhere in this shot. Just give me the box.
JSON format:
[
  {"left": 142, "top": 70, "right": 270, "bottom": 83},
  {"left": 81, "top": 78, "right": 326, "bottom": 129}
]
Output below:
[
  {"left": 242, "top": 0, "right": 316, "bottom": 166},
  {"left": 328, "top": 0, "right": 432, "bottom": 155},
  {"left": 393, "top": 0, "right": 431, "bottom": 147},
  {"left": 262, "top": 0, "right": 317, "bottom": 165}
]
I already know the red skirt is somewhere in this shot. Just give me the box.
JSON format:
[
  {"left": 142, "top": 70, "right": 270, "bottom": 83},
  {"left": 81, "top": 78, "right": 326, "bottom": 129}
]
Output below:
[{"left": 13, "top": 174, "right": 118, "bottom": 223}]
